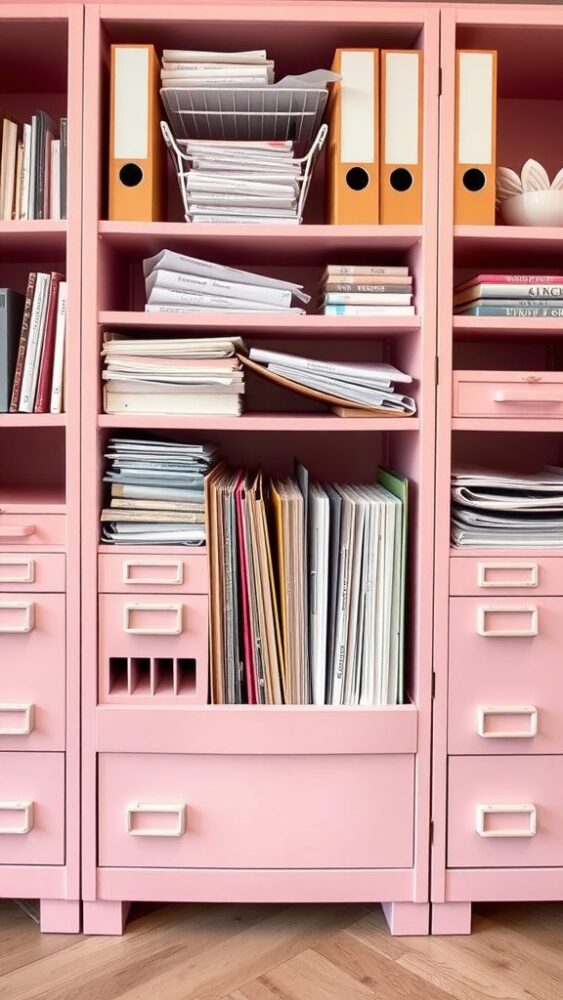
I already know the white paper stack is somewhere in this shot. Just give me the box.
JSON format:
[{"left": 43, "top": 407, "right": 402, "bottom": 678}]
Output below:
[
  {"left": 451, "top": 465, "right": 563, "bottom": 548},
  {"left": 143, "top": 249, "right": 310, "bottom": 313},
  {"left": 102, "top": 334, "right": 246, "bottom": 416},
  {"left": 161, "top": 49, "right": 275, "bottom": 89},
  {"left": 101, "top": 436, "right": 217, "bottom": 545}
]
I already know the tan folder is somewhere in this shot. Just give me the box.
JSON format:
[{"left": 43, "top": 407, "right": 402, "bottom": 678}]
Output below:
[
  {"left": 380, "top": 50, "right": 423, "bottom": 224},
  {"left": 328, "top": 49, "right": 379, "bottom": 224},
  {"left": 109, "top": 44, "right": 164, "bottom": 221},
  {"left": 454, "top": 50, "right": 497, "bottom": 225}
]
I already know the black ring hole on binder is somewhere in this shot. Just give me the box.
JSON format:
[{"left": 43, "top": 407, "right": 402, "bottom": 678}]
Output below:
[
  {"left": 462, "top": 167, "right": 486, "bottom": 193},
  {"left": 345, "top": 166, "right": 370, "bottom": 192},
  {"left": 119, "top": 162, "right": 144, "bottom": 188},
  {"left": 390, "top": 168, "right": 413, "bottom": 193}
]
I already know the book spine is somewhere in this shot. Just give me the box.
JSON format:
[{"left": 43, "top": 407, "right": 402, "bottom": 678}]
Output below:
[
  {"left": 324, "top": 292, "right": 412, "bottom": 305},
  {"left": 35, "top": 114, "right": 46, "bottom": 221},
  {"left": 35, "top": 273, "right": 62, "bottom": 412},
  {"left": 50, "top": 282, "right": 67, "bottom": 413},
  {"left": 324, "top": 282, "right": 412, "bottom": 293},
  {"left": 466, "top": 306, "right": 563, "bottom": 318},
  {"left": 60, "top": 118, "right": 67, "bottom": 220},
  {"left": 324, "top": 265, "right": 409, "bottom": 277},
  {"left": 9, "top": 272, "right": 36, "bottom": 411},
  {"left": 13, "top": 141, "right": 24, "bottom": 221},
  {"left": 19, "top": 273, "right": 50, "bottom": 411},
  {"left": 28, "top": 115, "right": 37, "bottom": 219},
  {"left": 322, "top": 305, "right": 415, "bottom": 316},
  {"left": 0, "top": 291, "right": 7, "bottom": 411},
  {"left": 20, "top": 124, "right": 31, "bottom": 220}
]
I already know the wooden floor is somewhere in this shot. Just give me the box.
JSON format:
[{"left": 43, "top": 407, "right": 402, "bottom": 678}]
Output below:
[{"left": 2, "top": 899, "right": 562, "bottom": 1000}]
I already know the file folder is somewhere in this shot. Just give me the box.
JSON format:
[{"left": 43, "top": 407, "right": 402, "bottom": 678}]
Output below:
[
  {"left": 380, "top": 50, "right": 423, "bottom": 224},
  {"left": 454, "top": 50, "right": 497, "bottom": 225},
  {"left": 328, "top": 49, "right": 379, "bottom": 224},
  {"left": 109, "top": 44, "right": 164, "bottom": 221}
]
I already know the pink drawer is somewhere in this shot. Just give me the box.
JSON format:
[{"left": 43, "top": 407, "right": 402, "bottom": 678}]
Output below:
[
  {"left": 450, "top": 556, "right": 563, "bottom": 596},
  {"left": 453, "top": 370, "right": 563, "bottom": 418},
  {"left": 448, "top": 756, "right": 563, "bottom": 869},
  {"left": 0, "top": 514, "right": 65, "bottom": 547},
  {"left": 0, "top": 752, "right": 65, "bottom": 864},
  {"left": 0, "top": 594, "right": 66, "bottom": 750},
  {"left": 0, "top": 553, "right": 65, "bottom": 593},
  {"left": 98, "top": 553, "right": 208, "bottom": 594},
  {"left": 98, "top": 594, "right": 208, "bottom": 704},
  {"left": 98, "top": 752, "right": 415, "bottom": 869}
]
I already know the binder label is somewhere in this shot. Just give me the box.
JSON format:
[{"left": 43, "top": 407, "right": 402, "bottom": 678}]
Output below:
[{"left": 114, "top": 47, "right": 149, "bottom": 159}]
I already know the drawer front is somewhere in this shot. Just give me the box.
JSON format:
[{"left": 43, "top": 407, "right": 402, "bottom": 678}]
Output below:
[
  {"left": 453, "top": 371, "right": 563, "bottom": 418},
  {"left": 0, "top": 514, "right": 65, "bottom": 547},
  {"left": 0, "top": 594, "right": 66, "bottom": 750},
  {"left": 0, "top": 553, "right": 65, "bottom": 593},
  {"left": 450, "top": 556, "right": 563, "bottom": 596},
  {"left": 98, "top": 752, "right": 415, "bottom": 869},
  {"left": 448, "top": 756, "right": 563, "bottom": 869},
  {"left": 98, "top": 553, "right": 208, "bottom": 594},
  {"left": 0, "top": 752, "right": 65, "bottom": 864},
  {"left": 98, "top": 594, "right": 208, "bottom": 704},
  {"left": 448, "top": 597, "right": 563, "bottom": 754}
]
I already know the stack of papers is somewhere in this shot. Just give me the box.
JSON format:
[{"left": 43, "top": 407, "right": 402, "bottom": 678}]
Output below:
[
  {"left": 101, "top": 334, "right": 246, "bottom": 416},
  {"left": 320, "top": 264, "right": 415, "bottom": 317},
  {"left": 143, "top": 249, "right": 310, "bottom": 314},
  {"left": 101, "top": 436, "right": 217, "bottom": 545},
  {"left": 160, "top": 49, "right": 275, "bottom": 89},
  {"left": 451, "top": 465, "right": 563, "bottom": 547},
  {"left": 205, "top": 462, "right": 408, "bottom": 705}
]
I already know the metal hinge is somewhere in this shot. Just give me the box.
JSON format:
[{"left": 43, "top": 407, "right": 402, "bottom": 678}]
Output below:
[
  {"left": 431, "top": 672, "right": 436, "bottom": 698},
  {"left": 438, "top": 67, "right": 443, "bottom": 96},
  {"left": 430, "top": 820, "right": 434, "bottom": 846},
  {"left": 435, "top": 356, "right": 440, "bottom": 385}
]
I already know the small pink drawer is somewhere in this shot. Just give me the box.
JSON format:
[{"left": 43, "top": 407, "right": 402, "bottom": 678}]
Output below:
[
  {"left": 0, "top": 514, "right": 65, "bottom": 547},
  {"left": 0, "top": 752, "right": 65, "bottom": 864},
  {"left": 448, "top": 756, "right": 563, "bottom": 869},
  {"left": 98, "top": 553, "right": 208, "bottom": 594},
  {"left": 0, "top": 553, "right": 65, "bottom": 592},
  {"left": 98, "top": 752, "right": 415, "bottom": 869},
  {"left": 0, "top": 594, "right": 66, "bottom": 750},
  {"left": 450, "top": 556, "right": 563, "bottom": 596},
  {"left": 453, "top": 370, "right": 563, "bottom": 418}
]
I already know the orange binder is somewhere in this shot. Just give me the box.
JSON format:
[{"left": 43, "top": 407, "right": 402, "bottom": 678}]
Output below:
[
  {"left": 109, "top": 44, "right": 164, "bottom": 222},
  {"left": 327, "top": 49, "right": 379, "bottom": 224},
  {"left": 380, "top": 50, "right": 423, "bottom": 224},
  {"left": 454, "top": 50, "right": 497, "bottom": 225}
]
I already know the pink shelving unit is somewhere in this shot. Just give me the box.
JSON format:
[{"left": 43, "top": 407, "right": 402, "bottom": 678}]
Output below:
[
  {"left": 0, "top": 4, "right": 83, "bottom": 932},
  {"left": 81, "top": 2, "right": 439, "bottom": 935},
  {"left": 432, "top": 3, "right": 563, "bottom": 936}
]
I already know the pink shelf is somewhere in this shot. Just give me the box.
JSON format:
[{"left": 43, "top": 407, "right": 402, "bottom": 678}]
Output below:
[
  {"left": 0, "top": 413, "right": 66, "bottom": 427},
  {"left": 452, "top": 417, "right": 563, "bottom": 432},
  {"left": 455, "top": 224, "right": 563, "bottom": 249},
  {"left": 453, "top": 316, "right": 563, "bottom": 339},
  {"left": 98, "top": 413, "right": 420, "bottom": 432},
  {"left": 99, "top": 311, "right": 420, "bottom": 338},
  {"left": 0, "top": 485, "right": 66, "bottom": 512},
  {"left": 0, "top": 220, "right": 66, "bottom": 254}
]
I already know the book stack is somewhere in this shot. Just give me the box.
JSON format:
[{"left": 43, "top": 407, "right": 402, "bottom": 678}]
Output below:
[
  {"left": 451, "top": 466, "right": 563, "bottom": 548},
  {"left": 143, "top": 249, "right": 309, "bottom": 314},
  {"left": 0, "top": 113, "right": 67, "bottom": 220},
  {"left": 206, "top": 462, "right": 408, "bottom": 705},
  {"left": 102, "top": 335, "right": 246, "bottom": 416},
  {"left": 1, "top": 273, "right": 67, "bottom": 413},
  {"left": 319, "top": 265, "right": 415, "bottom": 316},
  {"left": 454, "top": 274, "right": 563, "bottom": 317},
  {"left": 160, "top": 48, "right": 275, "bottom": 89},
  {"left": 101, "top": 435, "right": 217, "bottom": 545}
]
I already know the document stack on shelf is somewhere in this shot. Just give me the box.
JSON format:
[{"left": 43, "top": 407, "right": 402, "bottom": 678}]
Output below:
[
  {"left": 101, "top": 435, "right": 217, "bottom": 545},
  {"left": 160, "top": 49, "right": 275, "bottom": 89},
  {"left": 451, "top": 466, "right": 563, "bottom": 548},
  {"left": 143, "top": 249, "right": 309, "bottom": 314},
  {"left": 3, "top": 272, "right": 67, "bottom": 413},
  {"left": 102, "top": 334, "right": 245, "bottom": 416},
  {"left": 453, "top": 274, "right": 563, "bottom": 317},
  {"left": 319, "top": 264, "right": 415, "bottom": 316},
  {"left": 206, "top": 462, "right": 408, "bottom": 706},
  {"left": 0, "top": 112, "right": 67, "bottom": 220}
]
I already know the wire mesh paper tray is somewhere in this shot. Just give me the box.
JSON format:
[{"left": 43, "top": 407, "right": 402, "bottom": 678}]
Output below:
[{"left": 161, "top": 120, "right": 328, "bottom": 225}]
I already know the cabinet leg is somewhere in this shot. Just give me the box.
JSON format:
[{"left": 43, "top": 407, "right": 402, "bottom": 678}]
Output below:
[
  {"left": 40, "top": 899, "right": 81, "bottom": 934},
  {"left": 83, "top": 900, "right": 130, "bottom": 935},
  {"left": 381, "top": 901, "right": 430, "bottom": 936},
  {"left": 431, "top": 902, "right": 472, "bottom": 935}
]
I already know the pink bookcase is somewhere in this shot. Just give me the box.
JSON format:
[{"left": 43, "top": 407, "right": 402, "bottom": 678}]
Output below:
[
  {"left": 0, "top": 3, "right": 82, "bottom": 932},
  {"left": 80, "top": 2, "right": 439, "bottom": 936}
]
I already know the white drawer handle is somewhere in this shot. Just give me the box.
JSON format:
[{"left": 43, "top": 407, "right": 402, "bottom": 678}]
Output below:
[
  {"left": 126, "top": 802, "right": 186, "bottom": 837},
  {"left": 0, "top": 703, "right": 34, "bottom": 735},
  {"left": 0, "top": 525, "right": 35, "bottom": 540},
  {"left": 0, "top": 801, "right": 34, "bottom": 834},
  {"left": 123, "top": 560, "right": 184, "bottom": 586},
  {"left": 0, "top": 601, "right": 35, "bottom": 633},
  {"left": 494, "top": 390, "right": 563, "bottom": 404},
  {"left": 477, "top": 562, "right": 538, "bottom": 589},
  {"left": 123, "top": 603, "right": 183, "bottom": 635},
  {"left": 477, "top": 605, "right": 537, "bottom": 637},
  {"left": 477, "top": 705, "right": 538, "bottom": 739},
  {"left": 476, "top": 803, "right": 536, "bottom": 838},
  {"left": 0, "top": 558, "right": 35, "bottom": 584}
]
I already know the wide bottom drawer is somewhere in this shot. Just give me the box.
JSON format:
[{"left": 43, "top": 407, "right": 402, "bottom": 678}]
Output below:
[
  {"left": 98, "top": 752, "right": 415, "bottom": 870},
  {"left": 0, "top": 752, "right": 65, "bottom": 864}
]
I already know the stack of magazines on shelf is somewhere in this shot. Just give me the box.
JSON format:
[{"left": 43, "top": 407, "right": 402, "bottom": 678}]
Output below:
[
  {"left": 160, "top": 48, "right": 275, "bottom": 88},
  {"left": 143, "top": 250, "right": 309, "bottom": 314},
  {"left": 101, "top": 435, "right": 217, "bottom": 545},
  {"left": 102, "top": 335, "right": 245, "bottom": 416},
  {"left": 0, "top": 112, "right": 67, "bottom": 220},
  {"left": 206, "top": 462, "right": 408, "bottom": 705},
  {"left": 453, "top": 273, "right": 563, "bottom": 318},
  {"left": 320, "top": 264, "right": 415, "bottom": 317},
  {"left": 2, "top": 273, "right": 67, "bottom": 413},
  {"left": 451, "top": 466, "right": 563, "bottom": 548}
]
